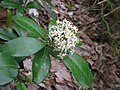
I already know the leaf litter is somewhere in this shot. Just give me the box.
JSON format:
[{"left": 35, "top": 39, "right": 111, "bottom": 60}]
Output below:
[{"left": 0, "top": 0, "right": 120, "bottom": 90}]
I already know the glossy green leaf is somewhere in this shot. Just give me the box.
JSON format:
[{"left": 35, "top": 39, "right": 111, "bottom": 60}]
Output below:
[
  {"left": 32, "top": 48, "right": 50, "bottom": 83},
  {"left": 47, "top": 47, "right": 60, "bottom": 59},
  {"left": 0, "top": 45, "right": 3, "bottom": 52},
  {"left": 0, "top": 53, "right": 19, "bottom": 85},
  {"left": 2, "top": 37, "right": 46, "bottom": 57},
  {"left": 0, "top": 0, "right": 19, "bottom": 8},
  {"left": 12, "top": 15, "right": 47, "bottom": 39},
  {"left": 39, "top": 0, "right": 57, "bottom": 19},
  {"left": 63, "top": 53, "right": 93, "bottom": 88},
  {"left": 15, "top": 0, "right": 24, "bottom": 5},
  {"left": 15, "top": 57, "right": 26, "bottom": 63},
  {"left": 16, "top": 81, "right": 27, "bottom": 90},
  {"left": 13, "top": 24, "right": 28, "bottom": 37},
  {"left": 0, "top": 28, "right": 17, "bottom": 41},
  {"left": 16, "top": 6, "right": 25, "bottom": 15},
  {"left": 48, "top": 19, "right": 57, "bottom": 29},
  {"left": 27, "top": 32, "right": 40, "bottom": 38},
  {"left": 25, "top": 1, "right": 40, "bottom": 9}
]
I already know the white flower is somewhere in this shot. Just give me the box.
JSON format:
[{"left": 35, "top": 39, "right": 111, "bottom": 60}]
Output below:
[
  {"left": 28, "top": 9, "right": 39, "bottom": 17},
  {"left": 48, "top": 19, "right": 79, "bottom": 58}
]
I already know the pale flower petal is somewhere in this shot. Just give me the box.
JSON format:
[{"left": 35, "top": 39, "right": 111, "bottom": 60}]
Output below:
[{"left": 48, "top": 19, "right": 79, "bottom": 58}]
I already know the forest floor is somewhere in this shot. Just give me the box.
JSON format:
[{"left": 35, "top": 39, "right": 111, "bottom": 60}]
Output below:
[{"left": 0, "top": 0, "right": 120, "bottom": 90}]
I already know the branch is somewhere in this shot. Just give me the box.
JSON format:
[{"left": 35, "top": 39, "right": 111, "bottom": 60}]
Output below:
[{"left": 79, "top": 6, "right": 120, "bottom": 28}]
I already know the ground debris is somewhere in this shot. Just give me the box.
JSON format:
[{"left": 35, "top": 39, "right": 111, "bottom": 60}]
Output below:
[{"left": 0, "top": 0, "right": 120, "bottom": 90}]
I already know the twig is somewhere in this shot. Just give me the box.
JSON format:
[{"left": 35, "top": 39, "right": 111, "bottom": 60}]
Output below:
[
  {"left": 97, "top": 0, "right": 108, "bottom": 5},
  {"left": 79, "top": 6, "right": 120, "bottom": 28},
  {"left": 93, "top": 0, "right": 98, "bottom": 6},
  {"left": 96, "top": 70, "right": 111, "bottom": 88},
  {"left": 103, "top": 6, "right": 120, "bottom": 17},
  {"left": 78, "top": 31, "right": 94, "bottom": 45}
]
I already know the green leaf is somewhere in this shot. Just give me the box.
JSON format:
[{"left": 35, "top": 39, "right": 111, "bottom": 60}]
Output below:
[
  {"left": 39, "top": 0, "right": 57, "bottom": 19},
  {"left": 32, "top": 48, "right": 50, "bottom": 83},
  {"left": 0, "top": 0, "right": 19, "bottom": 8},
  {"left": 13, "top": 24, "right": 28, "bottom": 37},
  {"left": 15, "top": 0, "right": 24, "bottom": 5},
  {"left": 16, "top": 81, "right": 27, "bottom": 90},
  {"left": 0, "top": 28, "right": 17, "bottom": 41},
  {"left": 47, "top": 47, "right": 60, "bottom": 59},
  {"left": 25, "top": 1, "right": 40, "bottom": 9},
  {"left": 7, "top": 10, "right": 13, "bottom": 27},
  {"left": 48, "top": 19, "right": 57, "bottom": 29},
  {"left": 12, "top": 15, "right": 47, "bottom": 39},
  {"left": 63, "top": 53, "right": 93, "bottom": 88},
  {"left": 76, "top": 40, "right": 83, "bottom": 47},
  {"left": 0, "top": 53, "right": 19, "bottom": 85},
  {"left": 16, "top": 6, "right": 25, "bottom": 15},
  {"left": 15, "top": 57, "right": 26, "bottom": 63},
  {"left": 27, "top": 32, "right": 40, "bottom": 38},
  {"left": 2, "top": 37, "right": 46, "bottom": 57},
  {"left": 0, "top": 45, "right": 3, "bottom": 52}
]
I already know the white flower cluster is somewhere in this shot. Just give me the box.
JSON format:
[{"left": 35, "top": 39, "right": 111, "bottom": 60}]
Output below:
[{"left": 48, "top": 19, "right": 79, "bottom": 58}]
